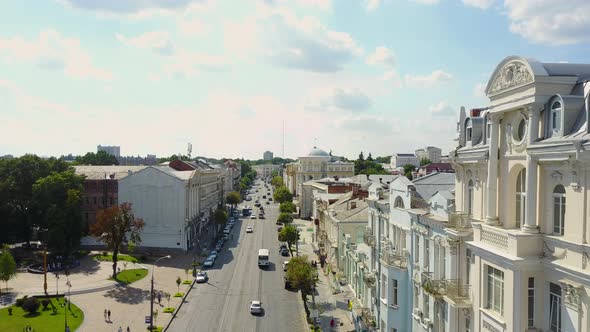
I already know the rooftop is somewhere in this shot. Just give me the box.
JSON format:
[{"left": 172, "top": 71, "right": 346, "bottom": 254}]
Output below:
[{"left": 74, "top": 165, "right": 148, "bottom": 180}]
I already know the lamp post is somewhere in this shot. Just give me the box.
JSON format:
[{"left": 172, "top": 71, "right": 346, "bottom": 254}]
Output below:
[
  {"left": 150, "top": 255, "right": 171, "bottom": 331},
  {"left": 55, "top": 273, "right": 59, "bottom": 300}
]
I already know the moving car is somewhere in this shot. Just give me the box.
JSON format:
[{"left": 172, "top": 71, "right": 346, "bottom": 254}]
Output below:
[
  {"left": 196, "top": 271, "right": 208, "bottom": 283},
  {"left": 280, "top": 247, "right": 289, "bottom": 257},
  {"left": 250, "top": 301, "right": 263, "bottom": 315},
  {"left": 246, "top": 226, "right": 253, "bottom": 233},
  {"left": 250, "top": 214, "right": 257, "bottom": 219},
  {"left": 258, "top": 214, "right": 264, "bottom": 219},
  {"left": 282, "top": 261, "right": 290, "bottom": 271},
  {"left": 203, "top": 257, "right": 214, "bottom": 268}
]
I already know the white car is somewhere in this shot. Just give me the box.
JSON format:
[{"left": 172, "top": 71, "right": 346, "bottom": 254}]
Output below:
[
  {"left": 250, "top": 300, "right": 263, "bottom": 314},
  {"left": 203, "top": 258, "right": 214, "bottom": 268},
  {"left": 246, "top": 226, "right": 253, "bottom": 233},
  {"left": 196, "top": 271, "right": 208, "bottom": 283},
  {"left": 250, "top": 215, "right": 257, "bottom": 219},
  {"left": 282, "top": 261, "right": 290, "bottom": 271}
]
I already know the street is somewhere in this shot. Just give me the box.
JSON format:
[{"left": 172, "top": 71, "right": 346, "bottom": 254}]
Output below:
[{"left": 168, "top": 181, "right": 307, "bottom": 332}]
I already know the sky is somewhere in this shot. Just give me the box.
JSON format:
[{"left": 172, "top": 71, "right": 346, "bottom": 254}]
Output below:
[{"left": 1, "top": 0, "right": 590, "bottom": 160}]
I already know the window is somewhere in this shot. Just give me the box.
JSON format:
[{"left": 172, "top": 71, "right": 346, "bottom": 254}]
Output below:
[
  {"left": 467, "top": 180, "right": 474, "bottom": 215},
  {"left": 486, "top": 265, "right": 504, "bottom": 315},
  {"left": 551, "top": 100, "right": 562, "bottom": 133},
  {"left": 424, "top": 239, "right": 430, "bottom": 270},
  {"left": 414, "top": 235, "right": 420, "bottom": 264},
  {"left": 465, "top": 315, "right": 471, "bottom": 332},
  {"left": 381, "top": 274, "right": 386, "bottom": 300},
  {"left": 553, "top": 185, "right": 566, "bottom": 236},
  {"left": 549, "top": 283, "right": 562, "bottom": 332},
  {"left": 515, "top": 169, "right": 526, "bottom": 228},
  {"left": 414, "top": 285, "right": 420, "bottom": 309},
  {"left": 466, "top": 119, "right": 473, "bottom": 142},
  {"left": 517, "top": 118, "right": 526, "bottom": 141},
  {"left": 391, "top": 279, "right": 398, "bottom": 306},
  {"left": 394, "top": 196, "right": 404, "bottom": 209},
  {"left": 466, "top": 249, "right": 471, "bottom": 285},
  {"left": 528, "top": 277, "right": 535, "bottom": 327},
  {"left": 423, "top": 293, "right": 430, "bottom": 318},
  {"left": 93, "top": 197, "right": 97, "bottom": 205}
]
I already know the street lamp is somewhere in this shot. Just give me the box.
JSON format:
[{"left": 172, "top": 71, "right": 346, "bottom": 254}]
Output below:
[
  {"left": 150, "top": 255, "right": 171, "bottom": 331},
  {"left": 54, "top": 273, "right": 59, "bottom": 300}
]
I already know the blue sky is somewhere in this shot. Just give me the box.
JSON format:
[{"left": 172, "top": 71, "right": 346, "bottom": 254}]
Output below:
[{"left": 1, "top": 0, "right": 589, "bottom": 160}]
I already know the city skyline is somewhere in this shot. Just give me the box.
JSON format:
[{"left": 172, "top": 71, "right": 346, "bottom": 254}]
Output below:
[{"left": 1, "top": 0, "right": 589, "bottom": 160}]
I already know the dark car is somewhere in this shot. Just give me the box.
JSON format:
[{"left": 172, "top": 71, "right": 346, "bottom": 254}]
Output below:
[
  {"left": 284, "top": 277, "right": 293, "bottom": 290},
  {"left": 280, "top": 248, "right": 289, "bottom": 257}
]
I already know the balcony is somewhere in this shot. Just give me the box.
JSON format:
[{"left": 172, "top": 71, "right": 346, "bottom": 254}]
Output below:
[
  {"left": 363, "top": 227, "right": 375, "bottom": 247},
  {"left": 363, "top": 272, "right": 376, "bottom": 287},
  {"left": 360, "top": 308, "right": 377, "bottom": 329},
  {"left": 380, "top": 246, "right": 408, "bottom": 269},
  {"left": 421, "top": 272, "right": 471, "bottom": 307},
  {"left": 447, "top": 213, "right": 472, "bottom": 232}
]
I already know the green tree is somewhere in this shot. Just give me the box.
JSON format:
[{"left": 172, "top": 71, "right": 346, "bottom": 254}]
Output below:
[
  {"left": 271, "top": 176, "right": 283, "bottom": 188},
  {"left": 0, "top": 245, "right": 17, "bottom": 295},
  {"left": 374, "top": 156, "right": 391, "bottom": 164},
  {"left": 367, "top": 153, "right": 373, "bottom": 161},
  {"left": 33, "top": 170, "right": 85, "bottom": 256},
  {"left": 157, "top": 154, "right": 191, "bottom": 163},
  {"left": 90, "top": 202, "right": 145, "bottom": 278},
  {"left": 277, "top": 212, "right": 294, "bottom": 225},
  {"left": 226, "top": 191, "right": 241, "bottom": 206},
  {"left": 403, "top": 164, "right": 416, "bottom": 180},
  {"left": 278, "top": 225, "right": 299, "bottom": 254},
  {"left": 285, "top": 255, "right": 317, "bottom": 299},
  {"left": 270, "top": 170, "right": 279, "bottom": 178},
  {"left": 358, "top": 152, "right": 365, "bottom": 161},
  {"left": 75, "top": 150, "right": 119, "bottom": 165},
  {"left": 420, "top": 158, "right": 432, "bottom": 166},
  {"left": 279, "top": 201, "right": 296, "bottom": 214},
  {"left": 176, "top": 276, "right": 182, "bottom": 293},
  {"left": 213, "top": 208, "right": 228, "bottom": 236},
  {"left": 273, "top": 186, "right": 293, "bottom": 204}
]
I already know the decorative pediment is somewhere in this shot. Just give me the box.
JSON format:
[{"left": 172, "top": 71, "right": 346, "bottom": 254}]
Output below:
[{"left": 489, "top": 61, "right": 533, "bottom": 95}]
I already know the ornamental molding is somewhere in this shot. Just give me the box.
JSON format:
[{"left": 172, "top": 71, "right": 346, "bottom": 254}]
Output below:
[
  {"left": 564, "top": 283, "right": 583, "bottom": 310},
  {"left": 489, "top": 61, "right": 533, "bottom": 95},
  {"left": 551, "top": 171, "right": 564, "bottom": 182},
  {"left": 568, "top": 159, "right": 582, "bottom": 191},
  {"left": 412, "top": 224, "right": 428, "bottom": 236}
]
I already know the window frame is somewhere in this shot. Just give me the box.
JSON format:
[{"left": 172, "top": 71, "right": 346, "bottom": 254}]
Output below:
[
  {"left": 550, "top": 100, "right": 562, "bottom": 135},
  {"left": 515, "top": 168, "right": 527, "bottom": 228},
  {"left": 528, "top": 277, "right": 535, "bottom": 327},
  {"left": 552, "top": 185, "right": 566, "bottom": 236},
  {"left": 394, "top": 196, "right": 405, "bottom": 209},
  {"left": 549, "top": 282, "right": 562, "bottom": 332},
  {"left": 486, "top": 265, "right": 504, "bottom": 316},
  {"left": 391, "top": 279, "right": 398, "bottom": 307},
  {"left": 467, "top": 179, "right": 474, "bottom": 216}
]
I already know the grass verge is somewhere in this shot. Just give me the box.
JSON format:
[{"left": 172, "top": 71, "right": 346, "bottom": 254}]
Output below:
[
  {"left": 94, "top": 253, "right": 139, "bottom": 263},
  {"left": 174, "top": 293, "right": 184, "bottom": 297},
  {"left": 0, "top": 297, "right": 84, "bottom": 332},
  {"left": 163, "top": 307, "right": 175, "bottom": 313},
  {"left": 109, "top": 268, "right": 148, "bottom": 285}
]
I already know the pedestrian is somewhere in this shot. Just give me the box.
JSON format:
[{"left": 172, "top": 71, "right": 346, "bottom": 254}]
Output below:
[
  {"left": 104, "top": 309, "right": 107, "bottom": 321},
  {"left": 330, "top": 318, "right": 335, "bottom": 328},
  {"left": 127, "top": 327, "right": 131, "bottom": 332},
  {"left": 107, "top": 309, "right": 111, "bottom": 322},
  {"left": 118, "top": 327, "right": 123, "bottom": 332},
  {"left": 158, "top": 291, "right": 162, "bottom": 305}
]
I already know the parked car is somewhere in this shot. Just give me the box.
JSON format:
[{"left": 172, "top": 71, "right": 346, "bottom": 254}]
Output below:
[
  {"left": 250, "top": 214, "right": 257, "bottom": 219},
  {"left": 250, "top": 301, "right": 263, "bottom": 315},
  {"left": 280, "top": 248, "right": 289, "bottom": 257},
  {"left": 196, "top": 271, "right": 208, "bottom": 283},
  {"left": 262, "top": 195, "right": 266, "bottom": 199},
  {"left": 203, "top": 257, "right": 214, "bottom": 268},
  {"left": 282, "top": 261, "right": 290, "bottom": 271},
  {"left": 269, "top": 198, "right": 273, "bottom": 201},
  {"left": 266, "top": 201, "right": 270, "bottom": 205},
  {"left": 215, "top": 243, "right": 222, "bottom": 251},
  {"left": 246, "top": 226, "right": 253, "bottom": 233},
  {"left": 222, "top": 234, "right": 229, "bottom": 241},
  {"left": 258, "top": 214, "right": 264, "bottom": 219}
]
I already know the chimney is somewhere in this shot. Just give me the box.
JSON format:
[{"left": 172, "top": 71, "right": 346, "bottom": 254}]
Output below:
[
  {"left": 379, "top": 177, "right": 382, "bottom": 183},
  {"left": 334, "top": 175, "right": 339, "bottom": 181},
  {"left": 349, "top": 201, "right": 357, "bottom": 210}
]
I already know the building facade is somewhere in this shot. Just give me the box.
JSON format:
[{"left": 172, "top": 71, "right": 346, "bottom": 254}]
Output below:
[
  {"left": 391, "top": 153, "right": 420, "bottom": 169},
  {"left": 453, "top": 55, "right": 590, "bottom": 332},
  {"left": 97, "top": 145, "right": 121, "bottom": 158},
  {"left": 263, "top": 151, "right": 273, "bottom": 161},
  {"left": 253, "top": 163, "right": 282, "bottom": 179},
  {"left": 415, "top": 146, "right": 443, "bottom": 163}
]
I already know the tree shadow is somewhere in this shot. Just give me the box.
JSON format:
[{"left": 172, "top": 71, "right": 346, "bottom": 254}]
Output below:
[
  {"left": 103, "top": 286, "right": 150, "bottom": 304},
  {"left": 0, "top": 292, "right": 17, "bottom": 305},
  {"left": 24, "top": 312, "right": 41, "bottom": 318},
  {"left": 335, "top": 300, "right": 349, "bottom": 310}
]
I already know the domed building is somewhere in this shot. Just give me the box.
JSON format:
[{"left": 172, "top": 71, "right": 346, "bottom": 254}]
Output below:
[{"left": 284, "top": 146, "right": 355, "bottom": 196}]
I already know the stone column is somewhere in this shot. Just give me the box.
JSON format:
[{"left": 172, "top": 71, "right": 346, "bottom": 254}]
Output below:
[
  {"left": 485, "top": 114, "right": 500, "bottom": 225},
  {"left": 523, "top": 107, "right": 540, "bottom": 233}
]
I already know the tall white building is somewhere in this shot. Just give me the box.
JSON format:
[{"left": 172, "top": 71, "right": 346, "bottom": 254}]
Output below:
[
  {"left": 415, "top": 146, "right": 442, "bottom": 163},
  {"left": 453, "top": 55, "right": 590, "bottom": 332},
  {"left": 97, "top": 145, "right": 121, "bottom": 158},
  {"left": 391, "top": 153, "right": 420, "bottom": 169},
  {"left": 263, "top": 150, "right": 273, "bottom": 161}
]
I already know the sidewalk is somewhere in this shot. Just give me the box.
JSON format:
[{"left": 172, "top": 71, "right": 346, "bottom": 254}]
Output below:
[{"left": 294, "top": 219, "right": 356, "bottom": 332}]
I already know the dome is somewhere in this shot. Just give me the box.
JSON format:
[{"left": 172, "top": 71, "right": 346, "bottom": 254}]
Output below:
[{"left": 307, "top": 146, "right": 330, "bottom": 157}]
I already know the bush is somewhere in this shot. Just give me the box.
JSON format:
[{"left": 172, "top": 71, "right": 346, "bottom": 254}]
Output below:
[
  {"left": 7, "top": 307, "right": 12, "bottom": 315},
  {"left": 41, "top": 299, "right": 50, "bottom": 310},
  {"left": 22, "top": 297, "right": 40, "bottom": 314},
  {"left": 15, "top": 295, "right": 28, "bottom": 307}
]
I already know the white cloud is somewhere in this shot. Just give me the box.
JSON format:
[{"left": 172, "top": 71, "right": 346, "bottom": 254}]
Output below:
[
  {"left": 163, "top": 50, "right": 228, "bottom": 79},
  {"left": 0, "top": 78, "right": 69, "bottom": 114},
  {"left": 366, "top": 46, "right": 395, "bottom": 67},
  {"left": 116, "top": 31, "right": 175, "bottom": 56},
  {"left": 59, "top": 0, "right": 213, "bottom": 18},
  {"left": 365, "top": 0, "right": 380, "bottom": 11},
  {"left": 405, "top": 70, "right": 452, "bottom": 88},
  {"left": 297, "top": 0, "right": 332, "bottom": 11},
  {"left": 428, "top": 101, "right": 455, "bottom": 116},
  {"left": 505, "top": 0, "right": 590, "bottom": 45},
  {"left": 411, "top": 0, "right": 440, "bottom": 4},
  {"left": 462, "top": 0, "right": 495, "bottom": 9},
  {"left": 178, "top": 18, "right": 208, "bottom": 36},
  {"left": 382, "top": 70, "right": 403, "bottom": 89},
  {"left": 305, "top": 87, "right": 372, "bottom": 112},
  {"left": 473, "top": 82, "right": 487, "bottom": 97},
  {"left": 224, "top": 7, "right": 362, "bottom": 72},
  {"left": 0, "top": 29, "right": 113, "bottom": 80}
]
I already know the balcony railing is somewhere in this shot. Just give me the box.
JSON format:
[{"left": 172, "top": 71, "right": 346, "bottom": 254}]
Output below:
[
  {"left": 380, "top": 246, "right": 408, "bottom": 269},
  {"left": 421, "top": 272, "right": 471, "bottom": 306},
  {"left": 360, "top": 308, "right": 376, "bottom": 328},
  {"left": 447, "top": 213, "right": 472, "bottom": 231},
  {"left": 363, "top": 227, "right": 375, "bottom": 247}
]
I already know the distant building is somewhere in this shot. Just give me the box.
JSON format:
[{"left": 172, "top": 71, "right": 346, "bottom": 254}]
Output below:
[
  {"left": 97, "top": 145, "right": 120, "bottom": 158},
  {"left": 390, "top": 153, "right": 420, "bottom": 169},
  {"left": 416, "top": 162, "right": 454, "bottom": 177},
  {"left": 118, "top": 154, "right": 158, "bottom": 166},
  {"left": 414, "top": 146, "right": 442, "bottom": 163},
  {"left": 253, "top": 164, "right": 282, "bottom": 178},
  {"left": 263, "top": 151, "right": 273, "bottom": 161}
]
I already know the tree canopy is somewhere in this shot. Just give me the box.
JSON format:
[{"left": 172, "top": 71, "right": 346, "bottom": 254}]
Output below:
[
  {"left": 403, "top": 164, "right": 416, "bottom": 180},
  {"left": 271, "top": 176, "right": 283, "bottom": 188},
  {"left": 214, "top": 207, "right": 228, "bottom": 226},
  {"left": 278, "top": 225, "right": 299, "bottom": 253},
  {"left": 420, "top": 158, "right": 432, "bottom": 166},
  {"left": 273, "top": 186, "right": 293, "bottom": 204},
  {"left": 270, "top": 170, "right": 279, "bottom": 178},
  {"left": 90, "top": 202, "right": 145, "bottom": 277},
  {"left": 279, "top": 201, "right": 296, "bottom": 214},
  {"left": 0, "top": 245, "right": 17, "bottom": 295},
  {"left": 277, "top": 212, "right": 294, "bottom": 224},
  {"left": 226, "top": 191, "right": 241, "bottom": 206},
  {"left": 285, "top": 255, "right": 317, "bottom": 296},
  {"left": 74, "top": 151, "right": 119, "bottom": 165}
]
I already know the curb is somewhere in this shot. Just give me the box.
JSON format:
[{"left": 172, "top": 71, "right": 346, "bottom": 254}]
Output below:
[{"left": 163, "top": 278, "right": 196, "bottom": 331}]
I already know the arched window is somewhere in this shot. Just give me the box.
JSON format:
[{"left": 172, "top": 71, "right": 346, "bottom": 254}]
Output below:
[
  {"left": 515, "top": 169, "right": 527, "bottom": 228},
  {"left": 466, "top": 119, "right": 473, "bottom": 142},
  {"left": 467, "top": 180, "right": 474, "bottom": 215},
  {"left": 551, "top": 100, "right": 562, "bottom": 134},
  {"left": 553, "top": 185, "right": 566, "bottom": 235},
  {"left": 394, "top": 196, "right": 405, "bottom": 209}
]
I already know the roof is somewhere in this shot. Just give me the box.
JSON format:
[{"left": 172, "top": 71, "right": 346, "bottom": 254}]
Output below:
[
  {"left": 153, "top": 166, "right": 194, "bottom": 180},
  {"left": 314, "top": 192, "right": 346, "bottom": 202},
  {"left": 307, "top": 146, "right": 330, "bottom": 157},
  {"left": 420, "top": 163, "right": 454, "bottom": 171},
  {"left": 435, "top": 190, "right": 455, "bottom": 201},
  {"left": 74, "top": 165, "right": 147, "bottom": 180},
  {"left": 394, "top": 153, "right": 416, "bottom": 157},
  {"left": 412, "top": 172, "right": 455, "bottom": 201}
]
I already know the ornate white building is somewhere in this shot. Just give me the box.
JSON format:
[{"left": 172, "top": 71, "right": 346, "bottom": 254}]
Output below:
[{"left": 453, "top": 56, "right": 590, "bottom": 332}]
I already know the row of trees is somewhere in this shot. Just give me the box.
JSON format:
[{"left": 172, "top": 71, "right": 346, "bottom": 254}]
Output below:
[
  {"left": 354, "top": 152, "right": 390, "bottom": 175},
  {"left": 73, "top": 151, "right": 119, "bottom": 165},
  {"left": 0, "top": 155, "right": 86, "bottom": 255},
  {"left": 239, "top": 161, "right": 258, "bottom": 191}
]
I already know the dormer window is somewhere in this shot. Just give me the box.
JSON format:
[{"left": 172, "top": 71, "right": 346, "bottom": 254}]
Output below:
[
  {"left": 466, "top": 119, "right": 473, "bottom": 142},
  {"left": 551, "top": 100, "right": 562, "bottom": 134}
]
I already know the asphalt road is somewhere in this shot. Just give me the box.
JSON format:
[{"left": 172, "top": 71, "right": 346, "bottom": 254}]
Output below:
[{"left": 167, "top": 181, "right": 306, "bottom": 332}]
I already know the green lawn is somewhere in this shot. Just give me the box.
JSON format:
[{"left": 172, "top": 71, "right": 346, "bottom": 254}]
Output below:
[
  {"left": 93, "top": 253, "right": 139, "bottom": 263},
  {"left": 0, "top": 298, "right": 84, "bottom": 332},
  {"left": 109, "top": 268, "right": 148, "bottom": 285}
]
